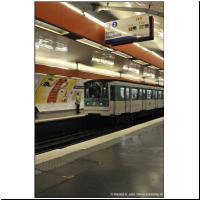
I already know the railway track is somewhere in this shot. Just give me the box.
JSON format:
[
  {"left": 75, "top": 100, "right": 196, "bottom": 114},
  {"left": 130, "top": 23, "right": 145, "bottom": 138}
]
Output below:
[{"left": 36, "top": 112, "right": 163, "bottom": 154}]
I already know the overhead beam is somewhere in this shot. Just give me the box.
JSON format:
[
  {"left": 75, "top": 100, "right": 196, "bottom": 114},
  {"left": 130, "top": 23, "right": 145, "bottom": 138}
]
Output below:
[
  {"left": 35, "top": 2, "right": 163, "bottom": 69},
  {"left": 95, "top": 6, "right": 164, "bottom": 18}
]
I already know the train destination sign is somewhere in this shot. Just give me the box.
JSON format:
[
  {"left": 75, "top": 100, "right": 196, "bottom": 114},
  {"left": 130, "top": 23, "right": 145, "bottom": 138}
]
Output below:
[{"left": 105, "top": 15, "right": 154, "bottom": 46}]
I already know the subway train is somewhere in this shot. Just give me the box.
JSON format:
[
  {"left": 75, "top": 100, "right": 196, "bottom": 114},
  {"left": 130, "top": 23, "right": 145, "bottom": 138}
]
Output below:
[{"left": 84, "top": 79, "right": 164, "bottom": 117}]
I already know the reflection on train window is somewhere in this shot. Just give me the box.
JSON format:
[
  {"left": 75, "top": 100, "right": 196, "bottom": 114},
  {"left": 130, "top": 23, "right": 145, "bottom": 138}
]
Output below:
[
  {"left": 110, "top": 85, "right": 115, "bottom": 100},
  {"left": 132, "top": 88, "right": 138, "bottom": 100},
  {"left": 85, "top": 81, "right": 108, "bottom": 98},
  {"left": 126, "top": 88, "right": 130, "bottom": 100},
  {"left": 158, "top": 90, "right": 162, "bottom": 99},
  {"left": 154, "top": 90, "right": 158, "bottom": 99},
  {"left": 142, "top": 89, "right": 146, "bottom": 99},
  {"left": 152, "top": 90, "right": 155, "bottom": 99},
  {"left": 120, "top": 87, "right": 125, "bottom": 99},
  {"left": 147, "top": 89, "right": 152, "bottom": 99},
  {"left": 138, "top": 88, "right": 143, "bottom": 100}
]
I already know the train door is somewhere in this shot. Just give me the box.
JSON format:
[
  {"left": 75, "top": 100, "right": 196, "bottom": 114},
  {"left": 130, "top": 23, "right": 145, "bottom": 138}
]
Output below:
[
  {"left": 125, "top": 87, "right": 131, "bottom": 113},
  {"left": 146, "top": 89, "right": 153, "bottom": 110},
  {"left": 119, "top": 86, "right": 126, "bottom": 114},
  {"left": 109, "top": 84, "right": 115, "bottom": 115},
  {"left": 138, "top": 88, "right": 143, "bottom": 111},
  {"left": 142, "top": 88, "right": 147, "bottom": 110},
  {"left": 155, "top": 90, "right": 158, "bottom": 108}
]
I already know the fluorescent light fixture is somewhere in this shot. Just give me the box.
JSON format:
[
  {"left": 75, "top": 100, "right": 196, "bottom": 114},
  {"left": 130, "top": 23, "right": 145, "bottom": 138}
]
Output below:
[
  {"left": 134, "top": 60, "right": 148, "bottom": 65},
  {"left": 76, "top": 38, "right": 114, "bottom": 52},
  {"left": 35, "top": 20, "right": 69, "bottom": 35},
  {"left": 76, "top": 38, "right": 103, "bottom": 50},
  {"left": 78, "top": 63, "right": 119, "bottom": 77},
  {"left": 134, "top": 43, "right": 151, "bottom": 52},
  {"left": 70, "top": 77, "right": 82, "bottom": 80},
  {"left": 112, "top": 51, "right": 132, "bottom": 59},
  {"left": 84, "top": 12, "right": 106, "bottom": 27},
  {"left": 135, "top": 12, "right": 143, "bottom": 15},
  {"left": 35, "top": 56, "right": 76, "bottom": 70},
  {"left": 134, "top": 44, "right": 164, "bottom": 60},
  {"left": 124, "top": 2, "right": 132, "bottom": 7},
  {"left": 61, "top": 2, "right": 83, "bottom": 15},
  {"left": 151, "top": 51, "right": 164, "bottom": 59},
  {"left": 148, "top": 65, "right": 160, "bottom": 70},
  {"left": 135, "top": 2, "right": 144, "bottom": 6}
]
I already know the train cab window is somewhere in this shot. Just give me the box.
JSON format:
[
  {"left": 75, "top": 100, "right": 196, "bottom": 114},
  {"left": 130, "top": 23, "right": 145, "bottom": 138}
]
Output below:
[
  {"left": 132, "top": 88, "right": 138, "bottom": 100},
  {"left": 158, "top": 90, "right": 162, "bottom": 99},
  {"left": 147, "top": 89, "right": 152, "bottom": 99},
  {"left": 120, "top": 87, "right": 125, "bottom": 100},
  {"left": 142, "top": 89, "right": 146, "bottom": 99},
  {"left": 138, "top": 88, "right": 143, "bottom": 100},
  {"left": 85, "top": 81, "right": 108, "bottom": 98},
  {"left": 125, "top": 88, "right": 130, "bottom": 100}
]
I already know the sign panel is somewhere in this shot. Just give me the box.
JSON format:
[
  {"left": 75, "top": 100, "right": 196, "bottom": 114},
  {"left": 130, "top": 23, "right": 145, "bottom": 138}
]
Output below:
[{"left": 105, "top": 15, "right": 154, "bottom": 46}]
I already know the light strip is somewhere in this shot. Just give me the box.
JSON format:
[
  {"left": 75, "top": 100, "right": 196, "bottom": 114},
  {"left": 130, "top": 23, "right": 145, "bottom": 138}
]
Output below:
[
  {"left": 76, "top": 38, "right": 113, "bottom": 52},
  {"left": 84, "top": 12, "right": 106, "bottom": 27},
  {"left": 35, "top": 24, "right": 64, "bottom": 35},
  {"left": 134, "top": 43, "right": 164, "bottom": 60},
  {"left": 112, "top": 51, "right": 132, "bottom": 58},
  {"left": 151, "top": 51, "right": 164, "bottom": 59},
  {"left": 61, "top": 2, "right": 83, "bottom": 15},
  {"left": 148, "top": 65, "right": 160, "bottom": 70},
  {"left": 76, "top": 39, "right": 103, "bottom": 50},
  {"left": 134, "top": 60, "right": 148, "bottom": 65},
  {"left": 35, "top": 20, "right": 69, "bottom": 35}
]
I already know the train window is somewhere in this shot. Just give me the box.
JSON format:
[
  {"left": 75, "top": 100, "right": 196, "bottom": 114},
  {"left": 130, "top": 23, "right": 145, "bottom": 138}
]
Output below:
[
  {"left": 125, "top": 88, "right": 130, "bottom": 100},
  {"left": 132, "top": 88, "right": 138, "bottom": 100},
  {"left": 155, "top": 90, "right": 158, "bottom": 99},
  {"left": 158, "top": 90, "right": 162, "bottom": 99},
  {"left": 110, "top": 85, "right": 115, "bottom": 100},
  {"left": 147, "top": 89, "right": 152, "bottom": 99},
  {"left": 120, "top": 87, "right": 125, "bottom": 100},
  {"left": 138, "top": 88, "right": 143, "bottom": 100},
  {"left": 85, "top": 81, "right": 108, "bottom": 98},
  {"left": 152, "top": 90, "right": 156, "bottom": 99},
  {"left": 142, "top": 89, "right": 146, "bottom": 99}
]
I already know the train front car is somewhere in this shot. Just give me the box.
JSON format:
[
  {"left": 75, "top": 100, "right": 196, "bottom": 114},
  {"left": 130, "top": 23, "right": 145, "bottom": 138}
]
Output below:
[{"left": 84, "top": 80, "right": 110, "bottom": 116}]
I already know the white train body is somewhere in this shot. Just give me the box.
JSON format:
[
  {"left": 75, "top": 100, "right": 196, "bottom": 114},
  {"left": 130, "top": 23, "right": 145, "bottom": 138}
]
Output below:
[{"left": 84, "top": 80, "right": 164, "bottom": 116}]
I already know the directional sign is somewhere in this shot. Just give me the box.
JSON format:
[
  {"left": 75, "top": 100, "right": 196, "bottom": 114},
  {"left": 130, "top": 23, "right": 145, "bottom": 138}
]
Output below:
[{"left": 105, "top": 15, "right": 154, "bottom": 46}]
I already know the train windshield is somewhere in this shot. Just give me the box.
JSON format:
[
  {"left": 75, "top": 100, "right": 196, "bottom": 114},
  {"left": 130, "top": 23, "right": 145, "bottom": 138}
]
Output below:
[{"left": 85, "top": 81, "right": 108, "bottom": 98}]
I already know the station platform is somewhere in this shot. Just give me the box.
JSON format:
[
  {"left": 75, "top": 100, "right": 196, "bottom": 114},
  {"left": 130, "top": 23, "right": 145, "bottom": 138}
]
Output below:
[
  {"left": 35, "top": 117, "right": 164, "bottom": 198},
  {"left": 35, "top": 109, "right": 85, "bottom": 123}
]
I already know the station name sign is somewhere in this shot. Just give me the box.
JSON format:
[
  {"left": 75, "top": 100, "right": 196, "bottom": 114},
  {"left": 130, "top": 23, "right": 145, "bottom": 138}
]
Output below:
[{"left": 105, "top": 15, "right": 154, "bottom": 46}]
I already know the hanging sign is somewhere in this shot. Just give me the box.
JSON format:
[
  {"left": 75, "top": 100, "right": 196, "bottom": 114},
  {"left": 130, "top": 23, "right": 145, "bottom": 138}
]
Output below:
[{"left": 105, "top": 15, "right": 154, "bottom": 46}]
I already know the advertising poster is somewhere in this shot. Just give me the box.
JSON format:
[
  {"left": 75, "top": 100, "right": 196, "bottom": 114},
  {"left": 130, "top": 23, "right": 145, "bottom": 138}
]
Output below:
[{"left": 35, "top": 74, "right": 87, "bottom": 112}]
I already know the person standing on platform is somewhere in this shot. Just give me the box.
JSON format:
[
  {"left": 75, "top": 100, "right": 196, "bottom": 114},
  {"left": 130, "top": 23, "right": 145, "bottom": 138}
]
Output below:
[{"left": 75, "top": 92, "right": 81, "bottom": 114}]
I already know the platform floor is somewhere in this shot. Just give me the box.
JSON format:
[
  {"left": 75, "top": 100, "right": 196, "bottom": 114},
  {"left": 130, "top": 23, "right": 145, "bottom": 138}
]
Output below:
[
  {"left": 35, "top": 109, "right": 85, "bottom": 123},
  {"left": 35, "top": 119, "right": 164, "bottom": 198}
]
